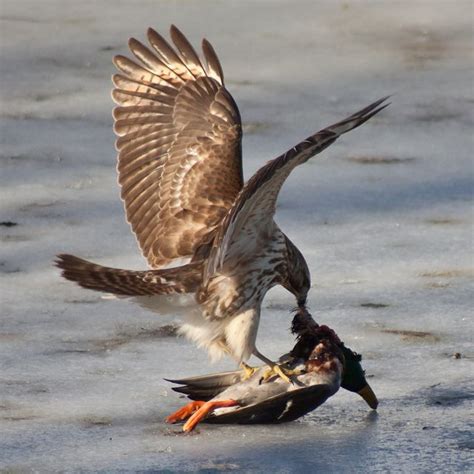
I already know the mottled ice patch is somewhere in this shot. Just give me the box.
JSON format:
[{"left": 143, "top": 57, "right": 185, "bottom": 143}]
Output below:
[{"left": 1, "top": 1, "right": 473, "bottom": 472}]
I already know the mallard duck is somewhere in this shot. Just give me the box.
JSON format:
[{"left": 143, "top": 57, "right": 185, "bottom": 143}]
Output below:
[
  {"left": 289, "top": 308, "right": 377, "bottom": 407},
  {"left": 56, "top": 24, "right": 389, "bottom": 382},
  {"left": 166, "top": 317, "right": 377, "bottom": 432}
]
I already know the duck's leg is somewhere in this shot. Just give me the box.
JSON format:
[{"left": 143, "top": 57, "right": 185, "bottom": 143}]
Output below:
[
  {"left": 183, "top": 399, "right": 239, "bottom": 432},
  {"left": 165, "top": 401, "right": 205, "bottom": 424}
]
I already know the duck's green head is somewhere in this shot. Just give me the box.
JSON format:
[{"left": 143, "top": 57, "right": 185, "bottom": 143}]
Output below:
[{"left": 341, "top": 345, "right": 378, "bottom": 409}]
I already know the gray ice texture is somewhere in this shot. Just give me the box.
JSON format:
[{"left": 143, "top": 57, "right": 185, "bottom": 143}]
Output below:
[{"left": 1, "top": 1, "right": 473, "bottom": 472}]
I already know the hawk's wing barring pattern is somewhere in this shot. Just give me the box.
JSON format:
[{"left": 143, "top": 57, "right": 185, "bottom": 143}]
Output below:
[
  {"left": 113, "top": 25, "right": 243, "bottom": 269},
  {"left": 205, "top": 97, "right": 390, "bottom": 280}
]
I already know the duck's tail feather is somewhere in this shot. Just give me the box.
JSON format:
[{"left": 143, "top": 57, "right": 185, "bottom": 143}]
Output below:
[{"left": 166, "top": 370, "right": 244, "bottom": 401}]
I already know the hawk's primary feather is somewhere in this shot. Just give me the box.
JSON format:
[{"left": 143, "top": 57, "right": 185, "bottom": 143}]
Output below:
[{"left": 113, "top": 25, "right": 243, "bottom": 269}]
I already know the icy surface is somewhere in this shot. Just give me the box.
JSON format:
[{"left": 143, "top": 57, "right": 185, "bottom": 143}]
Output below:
[{"left": 1, "top": 1, "right": 473, "bottom": 472}]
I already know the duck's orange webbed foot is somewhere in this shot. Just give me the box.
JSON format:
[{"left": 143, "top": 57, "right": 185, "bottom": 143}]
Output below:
[
  {"left": 183, "top": 399, "right": 239, "bottom": 432},
  {"left": 165, "top": 401, "right": 205, "bottom": 424}
]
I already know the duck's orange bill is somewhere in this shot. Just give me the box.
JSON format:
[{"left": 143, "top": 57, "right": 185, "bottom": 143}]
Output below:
[{"left": 358, "top": 384, "right": 378, "bottom": 409}]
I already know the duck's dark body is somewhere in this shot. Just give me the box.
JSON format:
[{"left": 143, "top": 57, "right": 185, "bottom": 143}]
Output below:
[{"left": 166, "top": 314, "right": 377, "bottom": 431}]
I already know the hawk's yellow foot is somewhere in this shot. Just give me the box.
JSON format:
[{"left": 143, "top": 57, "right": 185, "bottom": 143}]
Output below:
[
  {"left": 252, "top": 348, "right": 303, "bottom": 384},
  {"left": 240, "top": 362, "right": 258, "bottom": 380},
  {"left": 261, "top": 364, "right": 304, "bottom": 383}
]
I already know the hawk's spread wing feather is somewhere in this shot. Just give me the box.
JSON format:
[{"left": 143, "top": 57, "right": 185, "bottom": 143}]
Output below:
[
  {"left": 113, "top": 25, "right": 243, "bottom": 269},
  {"left": 205, "top": 97, "right": 390, "bottom": 279}
]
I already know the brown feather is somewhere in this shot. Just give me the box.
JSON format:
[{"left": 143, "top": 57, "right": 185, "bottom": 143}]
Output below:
[
  {"left": 205, "top": 97, "right": 390, "bottom": 280},
  {"left": 113, "top": 26, "right": 243, "bottom": 269},
  {"left": 56, "top": 254, "right": 202, "bottom": 296}
]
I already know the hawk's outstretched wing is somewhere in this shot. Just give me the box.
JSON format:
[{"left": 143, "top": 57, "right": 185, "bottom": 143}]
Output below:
[
  {"left": 205, "top": 97, "right": 390, "bottom": 279},
  {"left": 113, "top": 26, "right": 243, "bottom": 269}
]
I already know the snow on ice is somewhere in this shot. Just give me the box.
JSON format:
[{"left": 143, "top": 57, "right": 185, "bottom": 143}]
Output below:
[{"left": 1, "top": 1, "right": 473, "bottom": 472}]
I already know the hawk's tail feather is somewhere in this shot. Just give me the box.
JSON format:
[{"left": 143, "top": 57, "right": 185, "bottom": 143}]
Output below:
[{"left": 55, "top": 254, "right": 202, "bottom": 296}]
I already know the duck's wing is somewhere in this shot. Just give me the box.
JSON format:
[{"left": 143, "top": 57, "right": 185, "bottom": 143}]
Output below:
[
  {"left": 166, "top": 370, "right": 244, "bottom": 401},
  {"left": 205, "top": 98, "right": 389, "bottom": 279},
  {"left": 113, "top": 26, "right": 243, "bottom": 269},
  {"left": 206, "top": 384, "right": 334, "bottom": 424}
]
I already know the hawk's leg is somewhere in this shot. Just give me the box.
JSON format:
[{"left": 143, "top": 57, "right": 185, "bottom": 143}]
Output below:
[
  {"left": 218, "top": 340, "right": 258, "bottom": 380},
  {"left": 183, "top": 399, "right": 239, "bottom": 432},
  {"left": 252, "top": 348, "right": 296, "bottom": 384}
]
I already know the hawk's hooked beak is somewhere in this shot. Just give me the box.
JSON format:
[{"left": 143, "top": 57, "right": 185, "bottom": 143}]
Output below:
[{"left": 357, "top": 383, "right": 378, "bottom": 409}]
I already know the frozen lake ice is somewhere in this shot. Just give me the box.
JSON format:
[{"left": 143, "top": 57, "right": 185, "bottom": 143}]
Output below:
[{"left": 1, "top": 1, "right": 473, "bottom": 471}]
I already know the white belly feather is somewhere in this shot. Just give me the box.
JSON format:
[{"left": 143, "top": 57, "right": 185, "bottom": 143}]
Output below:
[
  {"left": 128, "top": 233, "right": 286, "bottom": 364},
  {"left": 131, "top": 293, "right": 260, "bottom": 363},
  {"left": 179, "top": 307, "right": 260, "bottom": 363}
]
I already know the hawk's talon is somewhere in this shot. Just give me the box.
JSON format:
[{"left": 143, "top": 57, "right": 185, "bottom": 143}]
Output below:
[
  {"left": 261, "top": 364, "right": 303, "bottom": 384},
  {"left": 272, "top": 364, "right": 291, "bottom": 384},
  {"left": 240, "top": 362, "right": 258, "bottom": 380}
]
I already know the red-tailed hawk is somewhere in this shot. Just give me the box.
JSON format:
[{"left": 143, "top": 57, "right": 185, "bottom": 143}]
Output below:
[{"left": 57, "top": 26, "right": 388, "bottom": 378}]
